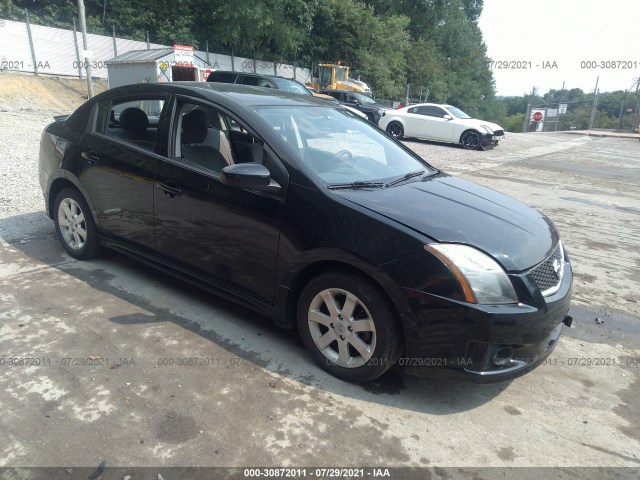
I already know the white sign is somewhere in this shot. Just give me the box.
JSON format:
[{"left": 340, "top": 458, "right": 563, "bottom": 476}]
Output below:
[
  {"left": 559, "top": 104, "right": 568, "bottom": 114},
  {"left": 173, "top": 44, "right": 194, "bottom": 66},
  {"left": 547, "top": 109, "right": 558, "bottom": 117},
  {"left": 82, "top": 50, "right": 93, "bottom": 59}
]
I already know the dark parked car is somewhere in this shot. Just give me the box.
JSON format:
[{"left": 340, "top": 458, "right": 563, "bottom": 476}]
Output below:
[
  {"left": 39, "top": 83, "right": 573, "bottom": 383},
  {"left": 321, "top": 89, "right": 388, "bottom": 124},
  {"left": 207, "top": 70, "right": 311, "bottom": 96}
]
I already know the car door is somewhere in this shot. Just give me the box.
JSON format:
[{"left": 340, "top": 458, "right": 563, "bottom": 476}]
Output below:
[
  {"left": 153, "top": 96, "right": 284, "bottom": 302},
  {"left": 342, "top": 92, "right": 365, "bottom": 117},
  {"left": 78, "top": 94, "right": 170, "bottom": 249},
  {"left": 412, "top": 105, "right": 456, "bottom": 141}
]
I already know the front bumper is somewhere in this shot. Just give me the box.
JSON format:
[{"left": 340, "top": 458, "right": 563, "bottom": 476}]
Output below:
[
  {"left": 481, "top": 133, "right": 504, "bottom": 148},
  {"left": 397, "top": 262, "right": 573, "bottom": 383}
]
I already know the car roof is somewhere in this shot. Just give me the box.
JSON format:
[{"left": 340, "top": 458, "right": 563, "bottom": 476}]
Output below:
[{"left": 97, "top": 82, "right": 328, "bottom": 109}]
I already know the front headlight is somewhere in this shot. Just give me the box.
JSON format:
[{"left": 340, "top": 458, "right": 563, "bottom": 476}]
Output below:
[
  {"left": 425, "top": 244, "right": 518, "bottom": 304},
  {"left": 480, "top": 124, "right": 494, "bottom": 135},
  {"left": 377, "top": 109, "right": 385, "bottom": 117}
]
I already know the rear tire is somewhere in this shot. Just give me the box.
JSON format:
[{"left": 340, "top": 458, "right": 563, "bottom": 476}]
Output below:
[
  {"left": 297, "top": 271, "right": 402, "bottom": 383},
  {"left": 386, "top": 121, "right": 404, "bottom": 140},
  {"left": 53, "top": 188, "right": 102, "bottom": 260}
]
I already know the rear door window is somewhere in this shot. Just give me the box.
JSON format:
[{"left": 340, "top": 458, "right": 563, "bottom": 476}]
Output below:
[
  {"left": 97, "top": 97, "right": 167, "bottom": 152},
  {"left": 239, "top": 75, "right": 260, "bottom": 86}
]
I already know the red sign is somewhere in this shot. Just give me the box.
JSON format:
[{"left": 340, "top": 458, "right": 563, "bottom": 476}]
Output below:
[{"left": 532, "top": 111, "right": 543, "bottom": 122}]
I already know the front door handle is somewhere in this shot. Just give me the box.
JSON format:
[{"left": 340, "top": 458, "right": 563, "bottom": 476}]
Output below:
[
  {"left": 157, "top": 181, "right": 182, "bottom": 198},
  {"left": 81, "top": 151, "right": 100, "bottom": 164}
]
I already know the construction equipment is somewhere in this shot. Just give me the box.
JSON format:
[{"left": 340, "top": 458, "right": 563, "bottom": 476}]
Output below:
[{"left": 311, "top": 63, "right": 369, "bottom": 93}]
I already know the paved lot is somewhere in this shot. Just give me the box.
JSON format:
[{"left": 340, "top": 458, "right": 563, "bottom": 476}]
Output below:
[{"left": 0, "top": 97, "right": 639, "bottom": 470}]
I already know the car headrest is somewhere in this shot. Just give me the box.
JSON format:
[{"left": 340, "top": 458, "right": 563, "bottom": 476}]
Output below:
[
  {"left": 182, "top": 110, "right": 208, "bottom": 144},
  {"left": 119, "top": 107, "right": 149, "bottom": 131}
]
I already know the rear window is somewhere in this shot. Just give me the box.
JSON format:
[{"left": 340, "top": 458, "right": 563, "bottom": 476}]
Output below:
[
  {"left": 207, "top": 71, "right": 239, "bottom": 83},
  {"left": 239, "top": 75, "right": 261, "bottom": 86}
]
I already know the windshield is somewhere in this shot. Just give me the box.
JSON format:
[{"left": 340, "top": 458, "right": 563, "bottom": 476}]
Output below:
[
  {"left": 272, "top": 78, "right": 311, "bottom": 95},
  {"left": 352, "top": 93, "right": 377, "bottom": 105},
  {"left": 254, "top": 106, "right": 435, "bottom": 186},
  {"left": 446, "top": 105, "right": 471, "bottom": 119},
  {"left": 335, "top": 67, "right": 348, "bottom": 82}
]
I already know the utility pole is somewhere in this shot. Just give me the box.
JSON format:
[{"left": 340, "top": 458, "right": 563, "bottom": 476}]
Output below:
[
  {"left": 523, "top": 104, "right": 531, "bottom": 133},
  {"left": 631, "top": 77, "right": 640, "bottom": 133},
  {"left": 617, "top": 89, "right": 628, "bottom": 131},
  {"left": 555, "top": 81, "right": 564, "bottom": 132},
  {"left": 588, "top": 76, "right": 599, "bottom": 130},
  {"left": 77, "top": 0, "right": 94, "bottom": 98}
]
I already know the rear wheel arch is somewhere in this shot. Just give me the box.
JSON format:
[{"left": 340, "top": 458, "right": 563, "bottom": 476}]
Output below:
[
  {"left": 48, "top": 176, "right": 101, "bottom": 229},
  {"left": 52, "top": 186, "right": 103, "bottom": 259},
  {"left": 48, "top": 178, "right": 76, "bottom": 218}
]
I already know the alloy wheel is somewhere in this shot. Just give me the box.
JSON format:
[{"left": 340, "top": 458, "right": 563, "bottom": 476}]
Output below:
[
  {"left": 307, "top": 288, "right": 377, "bottom": 368},
  {"left": 57, "top": 197, "right": 87, "bottom": 250}
]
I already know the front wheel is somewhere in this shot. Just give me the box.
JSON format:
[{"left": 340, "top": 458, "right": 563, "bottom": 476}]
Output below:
[
  {"left": 53, "top": 188, "right": 102, "bottom": 260},
  {"left": 460, "top": 130, "right": 483, "bottom": 150},
  {"left": 297, "top": 272, "right": 402, "bottom": 382},
  {"left": 386, "top": 121, "right": 404, "bottom": 140}
]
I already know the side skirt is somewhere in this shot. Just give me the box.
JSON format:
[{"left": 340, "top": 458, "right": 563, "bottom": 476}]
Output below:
[{"left": 97, "top": 234, "right": 276, "bottom": 321}]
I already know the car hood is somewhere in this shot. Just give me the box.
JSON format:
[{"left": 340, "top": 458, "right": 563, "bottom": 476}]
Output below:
[
  {"left": 457, "top": 118, "right": 503, "bottom": 132},
  {"left": 335, "top": 174, "right": 557, "bottom": 272}
]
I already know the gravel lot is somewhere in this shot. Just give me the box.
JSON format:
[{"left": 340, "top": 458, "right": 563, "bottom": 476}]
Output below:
[{"left": 0, "top": 73, "right": 639, "bottom": 472}]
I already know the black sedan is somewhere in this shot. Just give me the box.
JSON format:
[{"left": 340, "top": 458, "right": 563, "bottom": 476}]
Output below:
[
  {"left": 39, "top": 83, "right": 572, "bottom": 383},
  {"left": 321, "top": 89, "right": 388, "bottom": 125}
]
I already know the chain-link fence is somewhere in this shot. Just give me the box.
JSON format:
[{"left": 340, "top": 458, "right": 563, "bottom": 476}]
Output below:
[
  {"left": 524, "top": 88, "right": 640, "bottom": 133},
  {"left": 0, "top": 12, "right": 311, "bottom": 83}
]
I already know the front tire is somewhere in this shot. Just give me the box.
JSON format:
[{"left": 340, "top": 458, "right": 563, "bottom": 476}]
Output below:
[
  {"left": 460, "top": 129, "right": 483, "bottom": 150},
  {"left": 53, "top": 188, "right": 102, "bottom": 260},
  {"left": 386, "top": 121, "right": 404, "bottom": 140},
  {"left": 297, "top": 271, "right": 402, "bottom": 382}
]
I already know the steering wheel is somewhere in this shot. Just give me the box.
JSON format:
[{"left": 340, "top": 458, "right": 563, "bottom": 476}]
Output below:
[{"left": 328, "top": 149, "right": 355, "bottom": 170}]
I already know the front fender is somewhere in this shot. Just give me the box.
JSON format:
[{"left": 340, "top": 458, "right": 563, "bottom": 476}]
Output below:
[{"left": 274, "top": 247, "right": 414, "bottom": 334}]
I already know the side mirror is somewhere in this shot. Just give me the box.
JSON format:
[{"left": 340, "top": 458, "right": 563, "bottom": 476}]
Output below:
[
  {"left": 443, "top": 114, "right": 453, "bottom": 120},
  {"left": 220, "top": 163, "right": 281, "bottom": 193}
]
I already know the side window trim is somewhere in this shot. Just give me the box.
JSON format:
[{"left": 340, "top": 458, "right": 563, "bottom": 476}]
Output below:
[{"left": 169, "top": 94, "right": 289, "bottom": 196}]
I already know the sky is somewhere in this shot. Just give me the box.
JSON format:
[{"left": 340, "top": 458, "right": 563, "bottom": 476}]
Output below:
[{"left": 478, "top": 0, "right": 640, "bottom": 97}]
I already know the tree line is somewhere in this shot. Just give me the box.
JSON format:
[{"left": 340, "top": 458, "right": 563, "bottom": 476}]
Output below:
[{"left": 1, "top": 0, "right": 497, "bottom": 114}]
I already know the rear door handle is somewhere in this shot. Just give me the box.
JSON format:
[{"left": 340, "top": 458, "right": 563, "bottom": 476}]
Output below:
[
  {"left": 157, "top": 181, "right": 182, "bottom": 198},
  {"left": 81, "top": 151, "right": 100, "bottom": 164}
]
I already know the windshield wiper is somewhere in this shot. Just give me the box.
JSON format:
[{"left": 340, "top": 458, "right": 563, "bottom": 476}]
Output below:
[
  {"left": 327, "top": 180, "right": 386, "bottom": 190},
  {"left": 386, "top": 169, "right": 426, "bottom": 187}
]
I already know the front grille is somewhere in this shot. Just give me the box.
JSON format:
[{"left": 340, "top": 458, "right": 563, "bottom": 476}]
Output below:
[
  {"left": 529, "top": 243, "right": 564, "bottom": 295},
  {"left": 493, "top": 129, "right": 504, "bottom": 136}
]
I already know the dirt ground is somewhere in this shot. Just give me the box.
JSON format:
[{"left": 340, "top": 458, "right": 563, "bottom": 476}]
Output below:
[{"left": 0, "top": 71, "right": 107, "bottom": 113}]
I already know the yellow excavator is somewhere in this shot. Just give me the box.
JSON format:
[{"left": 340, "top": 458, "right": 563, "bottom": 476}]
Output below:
[{"left": 311, "top": 63, "right": 369, "bottom": 93}]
